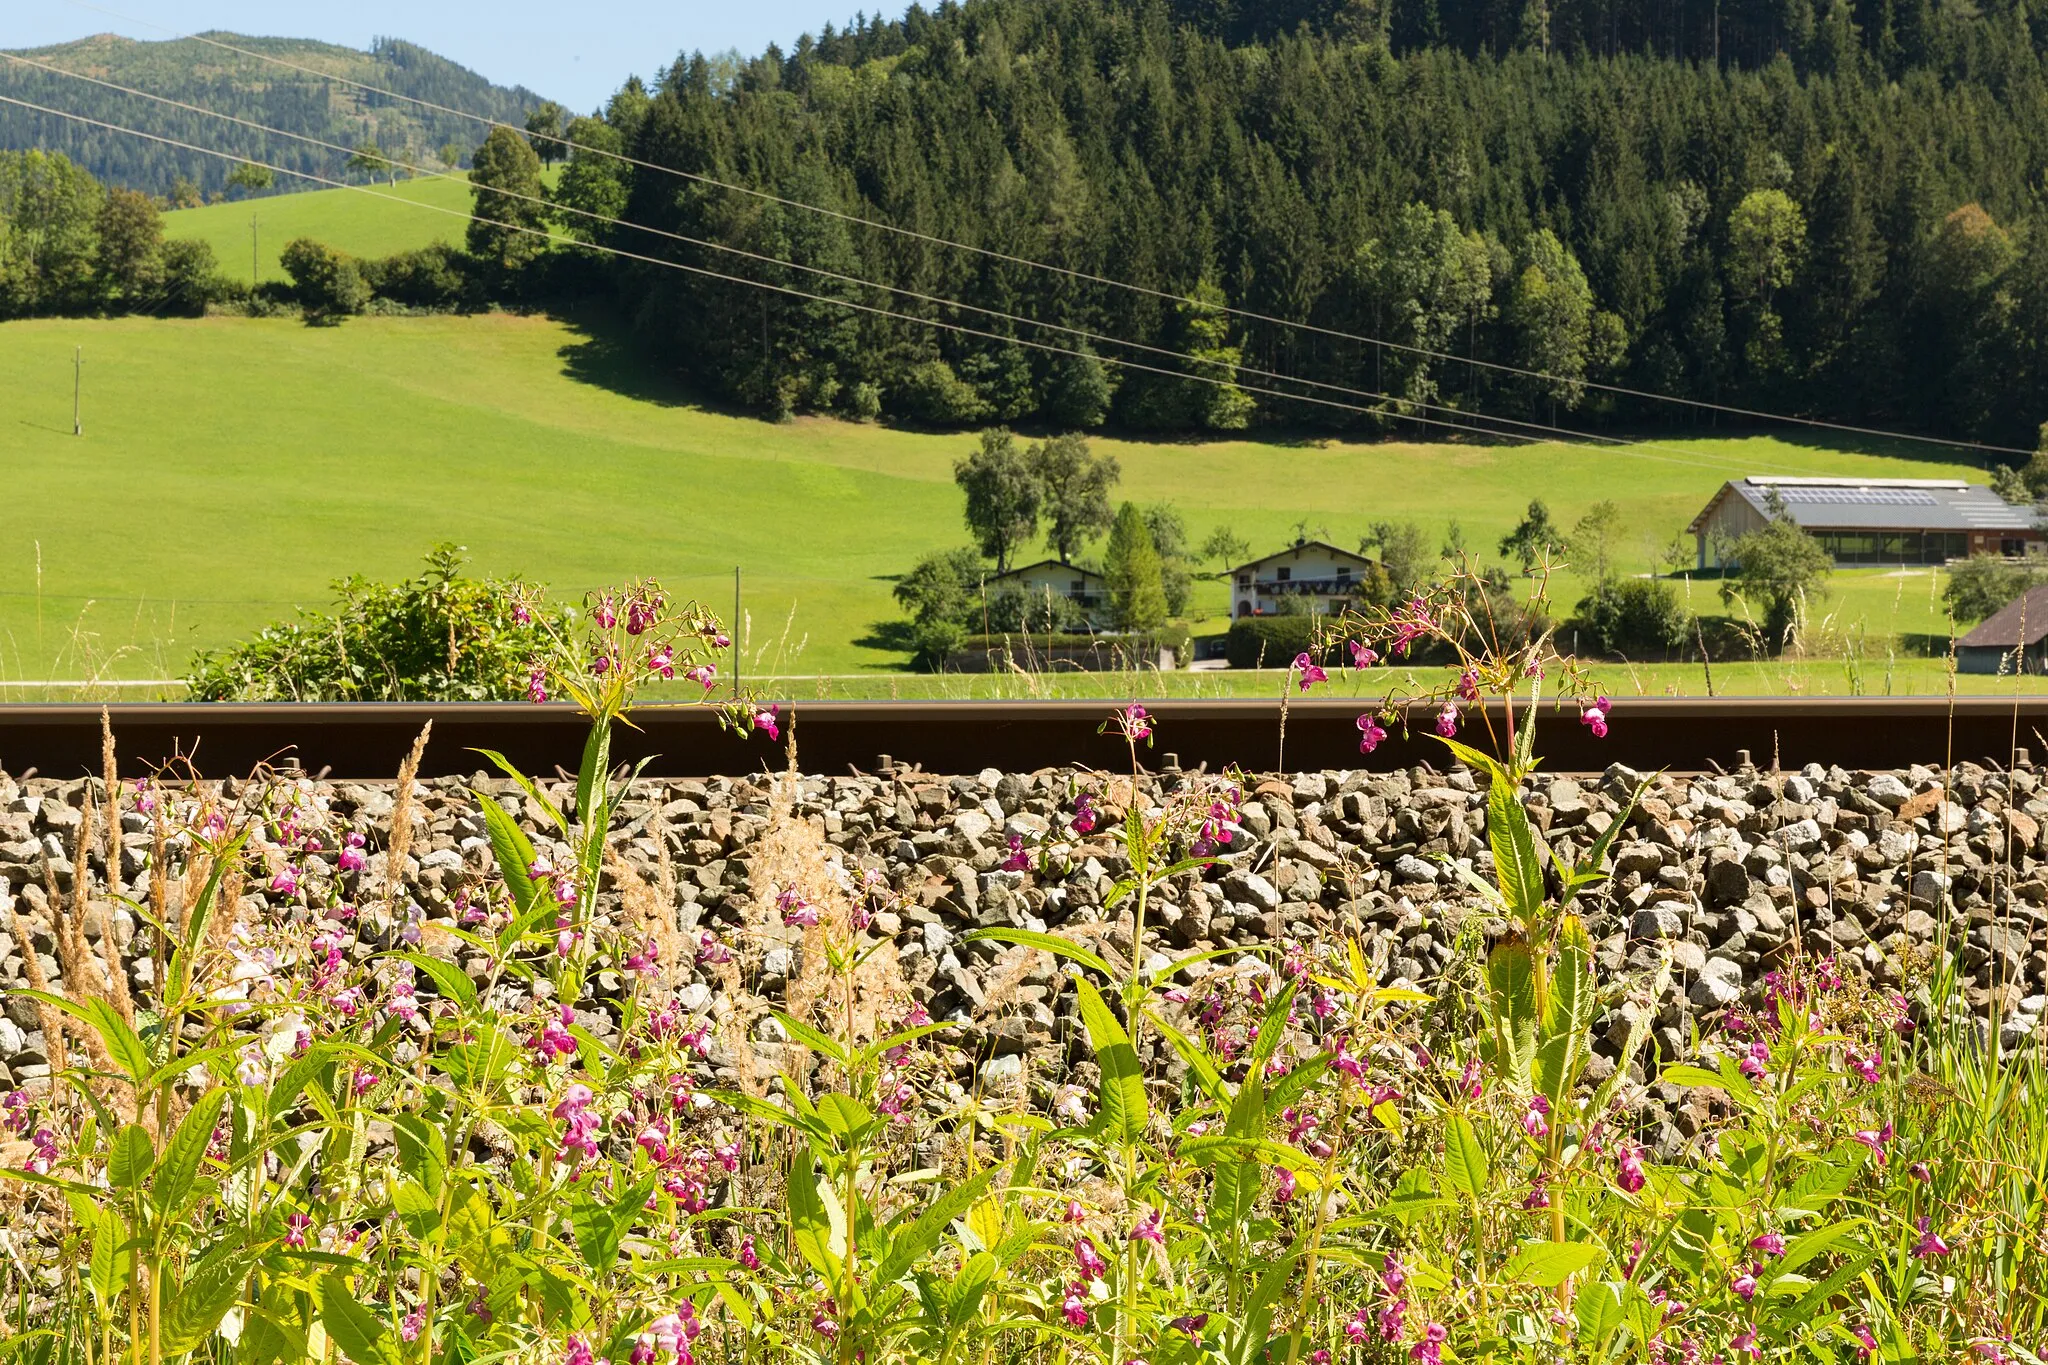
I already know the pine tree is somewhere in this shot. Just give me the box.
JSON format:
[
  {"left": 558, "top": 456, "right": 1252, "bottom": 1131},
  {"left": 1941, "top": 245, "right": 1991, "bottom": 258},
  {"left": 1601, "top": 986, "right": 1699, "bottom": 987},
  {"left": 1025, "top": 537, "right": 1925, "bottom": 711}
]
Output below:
[{"left": 1104, "top": 502, "right": 1169, "bottom": 630}]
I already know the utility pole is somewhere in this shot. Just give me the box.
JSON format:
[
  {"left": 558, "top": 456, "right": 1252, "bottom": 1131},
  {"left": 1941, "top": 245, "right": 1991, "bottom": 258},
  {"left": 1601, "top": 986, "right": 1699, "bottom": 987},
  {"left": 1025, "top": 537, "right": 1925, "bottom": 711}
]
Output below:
[{"left": 72, "top": 346, "right": 82, "bottom": 436}]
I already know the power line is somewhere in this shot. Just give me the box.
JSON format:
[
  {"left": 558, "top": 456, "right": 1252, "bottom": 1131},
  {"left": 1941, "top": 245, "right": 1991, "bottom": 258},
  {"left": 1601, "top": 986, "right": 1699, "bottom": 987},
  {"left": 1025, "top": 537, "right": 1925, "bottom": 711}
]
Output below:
[
  {"left": 5, "top": 91, "right": 1676, "bottom": 461},
  {"left": 49, "top": 0, "right": 2033, "bottom": 459},
  {"left": 1, "top": 51, "right": 1794, "bottom": 477}
]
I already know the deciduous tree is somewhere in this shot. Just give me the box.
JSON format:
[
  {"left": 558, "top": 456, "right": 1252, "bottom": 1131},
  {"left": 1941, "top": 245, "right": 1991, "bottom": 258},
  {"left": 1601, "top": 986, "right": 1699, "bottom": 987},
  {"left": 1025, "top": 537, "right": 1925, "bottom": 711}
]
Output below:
[{"left": 954, "top": 430, "right": 1041, "bottom": 572}]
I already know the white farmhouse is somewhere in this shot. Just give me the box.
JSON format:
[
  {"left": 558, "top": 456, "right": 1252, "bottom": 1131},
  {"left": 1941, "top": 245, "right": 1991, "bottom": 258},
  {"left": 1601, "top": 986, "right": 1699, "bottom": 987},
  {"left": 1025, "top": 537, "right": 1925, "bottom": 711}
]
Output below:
[
  {"left": 982, "top": 559, "right": 1112, "bottom": 629},
  {"left": 1229, "top": 539, "right": 1376, "bottom": 618}
]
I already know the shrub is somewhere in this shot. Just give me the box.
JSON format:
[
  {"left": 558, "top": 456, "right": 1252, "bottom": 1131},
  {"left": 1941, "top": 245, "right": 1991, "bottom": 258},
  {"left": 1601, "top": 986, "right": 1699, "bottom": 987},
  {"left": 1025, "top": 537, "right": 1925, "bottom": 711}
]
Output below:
[
  {"left": 278, "top": 236, "right": 369, "bottom": 321},
  {"left": 1572, "top": 575, "right": 1693, "bottom": 655},
  {"left": 1944, "top": 553, "right": 2048, "bottom": 623},
  {"left": 185, "top": 544, "right": 557, "bottom": 700},
  {"left": 1225, "top": 614, "right": 1344, "bottom": 668},
  {"left": 894, "top": 357, "right": 992, "bottom": 425},
  {"left": 363, "top": 242, "right": 471, "bottom": 309}
]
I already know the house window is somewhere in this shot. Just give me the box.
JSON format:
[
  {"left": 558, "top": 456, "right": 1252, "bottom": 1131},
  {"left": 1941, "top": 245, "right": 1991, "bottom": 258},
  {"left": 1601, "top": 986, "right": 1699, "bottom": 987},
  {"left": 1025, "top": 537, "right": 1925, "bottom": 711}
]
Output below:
[
  {"left": 1236, "top": 574, "right": 1251, "bottom": 589},
  {"left": 1276, "top": 567, "right": 1292, "bottom": 582},
  {"left": 1336, "top": 565, "right": 1352, "bottom": 581},
  {"left": 1070, "top": 580, "right": 1085, "bottom": 592}
]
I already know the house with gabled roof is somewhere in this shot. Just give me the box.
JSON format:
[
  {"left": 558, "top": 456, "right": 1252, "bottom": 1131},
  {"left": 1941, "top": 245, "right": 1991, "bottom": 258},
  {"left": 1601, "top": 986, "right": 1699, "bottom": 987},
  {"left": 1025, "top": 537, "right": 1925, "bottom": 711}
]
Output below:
[
  {"left": 1687, "top": 477, "right": 2040, "bottom": 569},
  {"left": 1228, "top": 539, "right": 1375, "bottom": 618}
]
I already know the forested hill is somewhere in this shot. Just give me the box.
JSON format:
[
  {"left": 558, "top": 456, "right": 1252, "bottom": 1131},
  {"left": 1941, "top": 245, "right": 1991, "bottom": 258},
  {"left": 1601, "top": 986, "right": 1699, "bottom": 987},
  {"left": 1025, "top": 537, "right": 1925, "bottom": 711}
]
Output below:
[
  {"left": 558, "top": 0, "right": 2048, "bottom": 446},
  {"left": 0, "top": 32, "right": 547, "bottom": 196}
]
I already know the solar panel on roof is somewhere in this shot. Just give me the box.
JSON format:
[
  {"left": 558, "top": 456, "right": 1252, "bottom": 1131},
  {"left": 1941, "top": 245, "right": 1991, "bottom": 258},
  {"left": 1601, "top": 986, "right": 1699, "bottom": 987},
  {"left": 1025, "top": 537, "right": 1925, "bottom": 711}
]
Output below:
[{"left": 1773, "top": 487, "right": 1941, "bottom": 506}]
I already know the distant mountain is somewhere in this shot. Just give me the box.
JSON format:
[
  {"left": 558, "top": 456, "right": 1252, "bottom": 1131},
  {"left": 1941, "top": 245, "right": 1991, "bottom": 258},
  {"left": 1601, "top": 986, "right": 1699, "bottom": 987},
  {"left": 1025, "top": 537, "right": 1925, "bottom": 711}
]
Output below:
[{"left": 0, "top": 32, "right": 551, "bottom": 196}]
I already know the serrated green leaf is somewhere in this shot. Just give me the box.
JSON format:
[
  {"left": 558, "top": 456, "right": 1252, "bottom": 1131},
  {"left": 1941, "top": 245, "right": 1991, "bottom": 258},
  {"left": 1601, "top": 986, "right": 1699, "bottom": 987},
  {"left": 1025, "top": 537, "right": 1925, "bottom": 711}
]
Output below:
[
  {"left": 108, "top": 1123, "right": 154, "bottom": 1189},
  {"left": 159, "top": 1244, "right": 257, "bottom": 1354},
  {"left": 1502, "top": 1240, "right": 1604, "bottom": 1287},
  {"left": 1074, "top": 978, "right": 1147, "bottom": 1146},
  {"left": 392, "top": 951, "right": 478, "bottom": 1012},
  {"left": 772, "top": 1010, "right": 849, "bottom": 1065},
  {"left": 315, "top": 1273, "right": 393, "bottom": 1365},
  {"left": 874, "top": 1166, "right": 998, "bottom": 1286},
  {"left": 1444, "top": 1115, "right": 1489, "bottom": 1201},
  {"left": 153, "top": 1086, "right": 226, "bottom": 1219},
  {"left": 1488, "top": 777, "right": 1547, "bottom": 925},
  {"left": 962, "top": 928, "right": 1113, "bottom": 979}
]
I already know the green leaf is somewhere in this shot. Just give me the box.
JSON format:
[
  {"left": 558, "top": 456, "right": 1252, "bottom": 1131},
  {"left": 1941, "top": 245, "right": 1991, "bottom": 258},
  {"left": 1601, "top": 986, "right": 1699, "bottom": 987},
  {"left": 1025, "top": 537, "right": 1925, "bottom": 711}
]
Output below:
[
  {"left": 1502, "top": 1240, "right": 1604, "bottom": 1287},
  {"left": 1074, "top": 978, "right": 1147, "bottom": 1146},
  {"left": 1560, "top": 776, "right": 1653, "bottom": 909},
  {"left": 1487, "top": 775, "right": 1547, "bottom": 925},
  {"left": 1514, "top": 664, "right": 1545, "bottom": 774},
  {"left": 470, "top": 749, "right": 567, "bottom": 831},
  {"left": 392, "top": 950, "right": 479, "bottom": 1012},
  {"left": 88, "top": 1207, "right": 130, "bottom": 1309},
  {"left": 787, "top": 1149, "right": 839, "bottom": 1279},
  {"left": 961, "top": 928, "right": 1113, "bottom": 979},
  {"left": 315, "top": 1273, "right": 394, "bottom": 1365},
  {"left": 159, "top": 1244, "right": 257, "bottom": 1354},
  {"left": 1227, "top": 1249, "right": 1301, "bottom": 1365},
  {"left": 1438, "top": 736, "right": 1509, "bottom": 789},
  {"left": 571, "top": 1177, "right": 655, "bottom": 1274},
  {"left": 388, "top": 1113, "right": 448, "bottom": 1199},
  {"left": 1208, "top": 1072, "right": 1266, "bottom": 1233},
  {"left": 1656, "top": 1064, "right": 1728, "bottom": 1091},
  {"left": 152, "top": 1086, "right": 227, "bottom": 1219},
  {"left": 814, "top": 1093, "right": 878, "bottom": 1144},
  {"left": 11, "top": 991, "right": 152, "bottom": 1087},
  {"left": 1574, "top": 1279, "right": 1625, "bottom": 1347},
  {"left": 108, "top": 1122, "right": 155, "bottom": 1189},
  {"left": 472, "top": 788, "right": 543, "bottom": 922},
  {"left": 874, "top": 1166, "right": 998, "bottom": 1286},
  {"left": 1775, "top": 1219, "right": 1866, "bottom": 1279},
  {"left": 772, "top": 1010, "right": 850, "bottom": 1065},
  {"left": 1444, "top": 1114, "right": 1489, "bottom": 1202},
  {"left": 1146, "top": 1012, "right": 1227, "bottom": 1104},
  {"left": 1777, "top": 1159, "right": 1858, "bottom": 1218},
  {"left": 1485, "top": 941, "right": 1539, "bottom": 1081}
]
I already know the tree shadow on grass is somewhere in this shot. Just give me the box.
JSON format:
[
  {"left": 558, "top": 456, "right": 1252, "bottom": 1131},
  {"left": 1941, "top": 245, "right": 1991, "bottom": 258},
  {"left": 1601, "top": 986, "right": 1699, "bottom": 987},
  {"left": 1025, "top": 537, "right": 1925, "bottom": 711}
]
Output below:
[
  {"left": 1897, "top": 631, "right": 1959, "bottom": 657},
  {"left": 551, "top": 308, "right": 758, "bottom": 417}
]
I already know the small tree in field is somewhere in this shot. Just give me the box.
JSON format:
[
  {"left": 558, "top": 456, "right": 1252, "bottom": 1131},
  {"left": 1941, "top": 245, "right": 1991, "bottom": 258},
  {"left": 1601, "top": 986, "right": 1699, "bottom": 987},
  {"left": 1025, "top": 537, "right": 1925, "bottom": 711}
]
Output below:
[
  {"left": 1722, "top": 489, "right": 1832, "bottom": 651},
  {"left": 954, "top": 429, "right": 1041, "bottom": 573},
  {"left": 1105, "top": 501, "right": 1169, "bottom": 630}
]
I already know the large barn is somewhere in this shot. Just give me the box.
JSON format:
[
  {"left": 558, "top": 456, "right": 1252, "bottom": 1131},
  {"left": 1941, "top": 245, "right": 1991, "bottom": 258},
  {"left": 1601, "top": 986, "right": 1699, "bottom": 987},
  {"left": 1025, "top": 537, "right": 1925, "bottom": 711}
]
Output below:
[
  {"left": 1957, "top": 583, "right": 2048, "bottom": 674},
  {"left": 1687, "top": 477, "right": 2039, "bottom": 569}
]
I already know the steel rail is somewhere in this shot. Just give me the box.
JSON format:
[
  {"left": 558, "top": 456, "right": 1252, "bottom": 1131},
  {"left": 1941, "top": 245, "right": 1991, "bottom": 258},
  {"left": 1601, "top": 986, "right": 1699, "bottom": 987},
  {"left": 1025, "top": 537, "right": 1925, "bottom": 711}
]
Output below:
[{"left": 1, "top": 699, "right": 2043, "bottom": 781}]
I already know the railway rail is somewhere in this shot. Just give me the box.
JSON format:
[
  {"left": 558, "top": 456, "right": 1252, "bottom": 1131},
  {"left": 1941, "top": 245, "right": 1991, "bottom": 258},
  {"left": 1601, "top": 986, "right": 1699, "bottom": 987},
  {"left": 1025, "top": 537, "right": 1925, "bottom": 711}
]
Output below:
[{"left": 2, "top": 698, "right": 2046, "bottom": 780}]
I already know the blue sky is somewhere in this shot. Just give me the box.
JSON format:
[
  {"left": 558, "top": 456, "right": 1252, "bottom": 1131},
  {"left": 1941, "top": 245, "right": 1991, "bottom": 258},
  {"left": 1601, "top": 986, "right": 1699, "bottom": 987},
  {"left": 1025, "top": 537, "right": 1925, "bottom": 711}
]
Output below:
[{"left": 7, "top": 0, "right": 909, "bottom": 112}]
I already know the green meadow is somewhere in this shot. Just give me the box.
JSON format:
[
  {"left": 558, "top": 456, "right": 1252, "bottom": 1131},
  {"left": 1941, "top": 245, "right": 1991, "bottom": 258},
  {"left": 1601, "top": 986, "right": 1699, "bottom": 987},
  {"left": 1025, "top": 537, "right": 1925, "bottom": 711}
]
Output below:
[{"left": 0, "top": 312, "right": 2026, "bottom": 698}]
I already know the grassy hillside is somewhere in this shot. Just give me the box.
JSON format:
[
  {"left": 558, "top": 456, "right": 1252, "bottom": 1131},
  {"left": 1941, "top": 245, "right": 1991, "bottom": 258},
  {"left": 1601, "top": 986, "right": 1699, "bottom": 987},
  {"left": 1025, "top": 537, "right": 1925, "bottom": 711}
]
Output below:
[
  {"left": 0, "top": 31, "right": 546, "bottom": 198},
  {"left": 0, "top": 312, "right": 2024, "bottom": 696},
  {"left": 163, "top": 171, "right": 551, "bottom": 285}
]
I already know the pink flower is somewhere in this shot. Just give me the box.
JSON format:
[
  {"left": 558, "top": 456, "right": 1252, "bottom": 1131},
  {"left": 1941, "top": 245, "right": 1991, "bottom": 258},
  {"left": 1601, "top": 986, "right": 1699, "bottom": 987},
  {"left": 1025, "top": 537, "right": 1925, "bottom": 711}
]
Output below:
[
  {"left": 1412, "top": 1321, "right": 1448, "bottom": 1363},
  {"left": 1456, "top": 669, "right": 1479, "bottom": 701},
  {"left": 1459, "top": 1059, "right": 1484, "bottom": 1099},
  {"left": 510, "top": 597, "right": 533, "bottom": 626},
  {"left": 1848, "top": 1049, "right": 1881, "bottom": 1083},
  {"left": 1731, "top": 1328, "right": 1760, "bottom": 1358},
  {"left": 1001, "top": 834, "right": 1032, "bottom": 872},
  {"left": 739, "top": 1234, "right": 761, "bottom": 1271},
  {"left": 1274, "top": 1168, "right": 1298, "bottom": 1202},
  {"left": 564, "top": 1335, "right": 600, "bottom": 1365},
  {"left": 1913, "top": 1216, "right": 1950, "bottom": 1258},
  {"left": 753, "top": 705, "right": 780, "bottom": 740},
  {"left": 646, "top": 646, "right": 675, "bottom": 680},
  {"left": 1435, "top": 703, "right": 1459, "bottom": 738},
  {"left": 336, "top": 831, "right": 367, "bottom": 873},
  {"left": 1852, "top": 1326, "right": 1879, "bottom": 1359},
  {"left": 1521, "top": 1094, "right": 1551, "bottom": 1139},
  {"left": 1070, "top": 792, "right": 1098, "bottom": 834},
  {"left": 1581, "top": 695, "right": 1611, "bottom": 738},
  {"left": 1293, "top": 653, "right": 1327, "bottom": 691},
  {"left": 625, "top": 938, "right": 659, "bottom": 974},
  {"left": 778, "top": 887, "right": 819, "bottom": 928},
  {"left": 685, "top": 663, "right": 716, "bottom": 690},
  {"left": 1344, "top": 1309, "right": 1375, "bottom": 1344},
  {"left": 592, "top": 653, "right": 614, "bottom": 676},
  {"left": 1118, "top": 703, "right": 1153, "bottom": 741},
  {"left": 1061, "top": 1283, "right": 1090, "bottom": 1327},
  {"left": 1350, "top": 640, "right": 1379, "bottom": 669},
  {"left": 1731, "top": 1268, "right": 1758, "bottom": 1301},
  {"left": 400, "top": 1309, "right": 423, "bottom": 1342},
  {"left": 1522, "top": 1180, "right": 1550, "bottom": 1210},
  {"left": 525, "top": 664, "right": 549, "bottom": 704},
  {"left": 1389, "top": 597, "right": 1434, "bottom": 656},
  {"left": 270, "top": 866, "right": 300, "bottom": 896},
  {"left": 1852, "top": 1122, "right": 1892, "bottom": 1163},
  {"left": 626, "top": 598, "right": 659, "bottom": 636},
  {"left": 1740, "top": 1041, "right": 1769, "bottom": 1080},
  {"left": 1074, "top": 1236, "right": 1108, "bottom": 1281},
  {"left": 1357, "top": 713, "right": 1387, "bottom": 754},
  {"left": 1616, "top": 1145, "right": 1647, "bottom": 1193},
  {"left": 1909, "top": 1161, "right": 1933, "bottom": 1184},
  {"left": 1750, "top": 1232, "right": 1785, "bottom": 1257},
  {"left": 593, "top": 595, "right": 619, "bottom": 629},
  {"left": 1129, "top": 1207, "right": 1165, "bottom": 1245}
]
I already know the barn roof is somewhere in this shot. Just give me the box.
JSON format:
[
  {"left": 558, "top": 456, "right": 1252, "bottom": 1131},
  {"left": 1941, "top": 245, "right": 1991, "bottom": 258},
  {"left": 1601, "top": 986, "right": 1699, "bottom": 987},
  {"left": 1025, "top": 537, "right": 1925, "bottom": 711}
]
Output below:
[
  {"left": 1686, "top": 477, "right": 2030, "bottom": 535},
  {"left": 1228, "top": 539, "right": 1374, "bottom": 575},
  {"left": 1958, "top": 583, "right": 2048, "bottom": 650}
]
